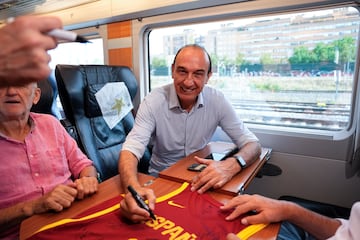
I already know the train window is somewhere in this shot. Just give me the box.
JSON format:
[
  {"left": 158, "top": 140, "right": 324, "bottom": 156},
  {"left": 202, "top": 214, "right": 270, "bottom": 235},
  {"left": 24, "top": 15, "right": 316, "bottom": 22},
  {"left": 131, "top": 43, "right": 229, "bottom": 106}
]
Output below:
[
  {"left": 148, "top": 7, "right": 360, "bottom": 133},
  {"left": 48, "top": 38, "right": 104, "bottom": 117},
  {"left": 49, "top": 38, "right": 104, "bottom": 68}
]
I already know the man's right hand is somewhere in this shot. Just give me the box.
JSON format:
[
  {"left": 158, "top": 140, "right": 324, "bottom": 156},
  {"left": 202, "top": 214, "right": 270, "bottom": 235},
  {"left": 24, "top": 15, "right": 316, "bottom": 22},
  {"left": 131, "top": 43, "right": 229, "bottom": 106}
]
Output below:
[
  {"left": 34, "top": 184, "right": 78, "bottom": 214},
  {"left": 120, "top": 187, "right": 156, "bottom": 222}
]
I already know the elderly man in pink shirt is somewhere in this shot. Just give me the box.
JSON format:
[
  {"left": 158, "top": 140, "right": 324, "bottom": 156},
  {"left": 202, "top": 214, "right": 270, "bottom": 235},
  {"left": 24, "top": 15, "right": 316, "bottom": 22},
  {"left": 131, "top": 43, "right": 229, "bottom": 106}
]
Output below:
[{"left": 0, "top": 81, "right": 99, "bottom": 239}]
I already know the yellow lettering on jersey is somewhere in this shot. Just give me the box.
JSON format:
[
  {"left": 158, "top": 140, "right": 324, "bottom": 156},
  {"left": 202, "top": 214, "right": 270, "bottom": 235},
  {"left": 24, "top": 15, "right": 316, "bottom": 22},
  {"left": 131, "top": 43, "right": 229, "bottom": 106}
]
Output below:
[
  {"left": 146, "top": 216, "right": 165, "bottom": 228},
  {"left": 145, "top": 216, "right": 197, "bottom": 239},
  {"left": 151, "top": 218, "right": 175, "bottom": 230},
  {"left": 162, "top": 226, "right": 183, "bottom": 239},
  {"left": 174, "top": 233, "right": 197, "bottom": 240},
  {"left": 162, "top": 227, "right": 197, "bottom": 240}
]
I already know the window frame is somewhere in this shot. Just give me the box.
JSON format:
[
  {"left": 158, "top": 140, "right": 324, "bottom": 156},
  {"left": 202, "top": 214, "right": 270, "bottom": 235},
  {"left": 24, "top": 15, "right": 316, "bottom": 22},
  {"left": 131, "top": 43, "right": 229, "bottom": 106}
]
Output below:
[{"left": 132, "top": 1, "right": 360, "bottom": 162}]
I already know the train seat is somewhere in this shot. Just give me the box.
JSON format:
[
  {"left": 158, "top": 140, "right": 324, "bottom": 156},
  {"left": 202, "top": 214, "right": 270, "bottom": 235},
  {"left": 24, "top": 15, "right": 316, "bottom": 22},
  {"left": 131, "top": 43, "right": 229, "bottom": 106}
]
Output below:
[
  {"left": 55, "top": 64, "right": 151, "bottom": 181},
  {"left": 31, "top": 71, "right": 62, "bottom": 119}
]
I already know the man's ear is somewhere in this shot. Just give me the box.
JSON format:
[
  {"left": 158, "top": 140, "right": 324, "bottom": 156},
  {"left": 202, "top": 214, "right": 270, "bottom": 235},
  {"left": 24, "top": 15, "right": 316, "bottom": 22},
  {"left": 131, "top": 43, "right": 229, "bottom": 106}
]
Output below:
[
  {"left": 171, "top": 64, "right": 175, "bottom": 78},
  {"left": 32, "top": 87, "right": 41, "bottom": 105}
]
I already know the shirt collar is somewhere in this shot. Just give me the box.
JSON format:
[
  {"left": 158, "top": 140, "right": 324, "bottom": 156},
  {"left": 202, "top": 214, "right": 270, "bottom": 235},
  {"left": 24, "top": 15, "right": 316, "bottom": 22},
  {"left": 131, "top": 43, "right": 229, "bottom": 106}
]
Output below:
[
  {"left": 28, "top": 113, "right": 36, "bottom": 132},
  {"left": 0, "top": 114, "right": 35, "bottom": 140}
]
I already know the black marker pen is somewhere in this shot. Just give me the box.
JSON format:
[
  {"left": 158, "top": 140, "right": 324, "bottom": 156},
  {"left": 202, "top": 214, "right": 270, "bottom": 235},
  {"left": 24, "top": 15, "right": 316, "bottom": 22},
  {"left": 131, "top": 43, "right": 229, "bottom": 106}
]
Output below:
[
  {"left": 6, "top": 17, "right": 90, "bottom": 43},
  {"left": 47, "top": 29, "right": 90, "bottom": 43},
  {"left": 127, "top": 185, "right": 156, "bottom": 220}
]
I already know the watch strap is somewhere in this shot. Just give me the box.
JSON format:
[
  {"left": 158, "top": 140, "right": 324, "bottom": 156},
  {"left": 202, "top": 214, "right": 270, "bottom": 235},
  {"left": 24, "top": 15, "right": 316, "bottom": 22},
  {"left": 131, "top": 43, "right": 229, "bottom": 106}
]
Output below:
[{"left": 234, "top": 155, "right": 247, "bottom": 169}]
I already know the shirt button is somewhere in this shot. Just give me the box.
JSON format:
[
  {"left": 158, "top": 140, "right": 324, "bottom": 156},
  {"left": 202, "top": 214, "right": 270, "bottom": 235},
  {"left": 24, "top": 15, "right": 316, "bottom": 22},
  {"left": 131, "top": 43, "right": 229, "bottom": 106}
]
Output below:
[{"left": 34, "top": 173, "right": 39, "bottom": 177}]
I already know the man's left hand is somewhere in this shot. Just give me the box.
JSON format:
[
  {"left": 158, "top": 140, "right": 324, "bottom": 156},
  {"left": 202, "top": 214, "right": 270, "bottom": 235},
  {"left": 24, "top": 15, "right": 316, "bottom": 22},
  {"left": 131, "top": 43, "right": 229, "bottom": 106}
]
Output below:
[{"left": 190, "top": 156, "right": 239, "bottom": 194}]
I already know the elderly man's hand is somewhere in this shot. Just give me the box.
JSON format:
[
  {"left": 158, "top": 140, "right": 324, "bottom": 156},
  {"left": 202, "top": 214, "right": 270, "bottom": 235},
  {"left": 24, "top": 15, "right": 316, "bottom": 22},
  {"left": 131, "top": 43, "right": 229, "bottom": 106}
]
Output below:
[{"left": 74, "top": 176, "right": 98, "bottom": 199}]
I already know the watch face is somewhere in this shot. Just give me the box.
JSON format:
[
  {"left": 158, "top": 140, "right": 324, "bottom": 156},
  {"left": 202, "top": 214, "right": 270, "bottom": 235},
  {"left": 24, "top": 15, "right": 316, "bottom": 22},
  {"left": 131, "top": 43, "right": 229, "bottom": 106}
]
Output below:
[{"left": 236, "top": 156, "right": 246, "bottom": 168}]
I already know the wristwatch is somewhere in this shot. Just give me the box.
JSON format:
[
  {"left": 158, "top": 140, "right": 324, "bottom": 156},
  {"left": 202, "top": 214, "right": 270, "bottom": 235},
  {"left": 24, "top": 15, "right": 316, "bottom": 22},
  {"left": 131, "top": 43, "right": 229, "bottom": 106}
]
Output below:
[{"left": 234, "top": 155, "right": 247, "bottom": 169}]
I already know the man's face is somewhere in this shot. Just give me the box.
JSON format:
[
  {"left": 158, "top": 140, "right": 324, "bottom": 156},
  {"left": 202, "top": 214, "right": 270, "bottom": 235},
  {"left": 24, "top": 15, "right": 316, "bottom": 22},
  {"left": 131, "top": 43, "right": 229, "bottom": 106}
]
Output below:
[
  {"left": 0, "top": 82, "right": 40, "bottom": 121},
  {"left": 171, "top": 47, "right": 212, "bottom": 108}
]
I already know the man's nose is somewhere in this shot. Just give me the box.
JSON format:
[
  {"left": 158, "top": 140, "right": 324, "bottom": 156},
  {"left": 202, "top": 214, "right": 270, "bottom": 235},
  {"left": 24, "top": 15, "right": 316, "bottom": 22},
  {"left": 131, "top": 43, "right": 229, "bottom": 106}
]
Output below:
[
  {"left": 183, "top": 73, "right": 194, "bottom": 85},
  {"left": 5, "top": 86, "right": 18, "bottom": 95}
]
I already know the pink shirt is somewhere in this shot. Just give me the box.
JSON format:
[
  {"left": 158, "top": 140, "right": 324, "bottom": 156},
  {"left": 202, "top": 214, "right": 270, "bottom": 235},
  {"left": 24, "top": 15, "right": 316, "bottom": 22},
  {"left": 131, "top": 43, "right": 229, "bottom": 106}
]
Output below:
[{"left": 0, "top": 113, "right": 93, "bottom": 239}]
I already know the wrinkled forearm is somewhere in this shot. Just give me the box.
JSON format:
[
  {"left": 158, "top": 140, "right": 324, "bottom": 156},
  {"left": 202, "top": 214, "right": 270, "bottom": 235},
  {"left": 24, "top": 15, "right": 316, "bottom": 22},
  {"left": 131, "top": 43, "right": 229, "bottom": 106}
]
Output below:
[
  {"left": 0, "top": 200, "right": 38, "bottom": 232},
  {"left": 238, "top": 141, "right": 261, "bottom": 166}
]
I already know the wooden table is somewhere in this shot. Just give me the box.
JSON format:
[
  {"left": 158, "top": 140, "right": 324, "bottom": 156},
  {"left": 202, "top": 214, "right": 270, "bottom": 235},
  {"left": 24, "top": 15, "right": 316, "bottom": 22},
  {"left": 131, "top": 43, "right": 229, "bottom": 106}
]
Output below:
[
  {"left": 159, "top": 141, "right": 272, "bottom": 196},
  {"left": 20, "top": 173, "right": 155, "bottom": 240},
  {"left": 20, "top": 175, "right": 279, "bottom": 240}
]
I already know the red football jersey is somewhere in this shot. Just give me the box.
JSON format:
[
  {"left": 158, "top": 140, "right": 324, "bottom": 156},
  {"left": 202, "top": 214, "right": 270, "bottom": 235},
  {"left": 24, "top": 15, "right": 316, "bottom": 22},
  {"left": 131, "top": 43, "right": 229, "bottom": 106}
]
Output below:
[{"left": 28, "top": 182, "right": 266, "bottom": 240}]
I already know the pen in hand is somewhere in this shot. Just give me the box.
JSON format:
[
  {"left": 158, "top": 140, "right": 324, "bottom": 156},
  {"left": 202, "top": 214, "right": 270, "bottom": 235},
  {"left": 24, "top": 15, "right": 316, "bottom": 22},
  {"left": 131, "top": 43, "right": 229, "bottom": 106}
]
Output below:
[
  {"left": 47, "top": 29, "right": 90, "bottom": 43},
  {"left": 127, "top": 185, "right": 156, "bottom": 220},
  {"left": 6, "top": 17, "right": 90, "bottom": 43}
]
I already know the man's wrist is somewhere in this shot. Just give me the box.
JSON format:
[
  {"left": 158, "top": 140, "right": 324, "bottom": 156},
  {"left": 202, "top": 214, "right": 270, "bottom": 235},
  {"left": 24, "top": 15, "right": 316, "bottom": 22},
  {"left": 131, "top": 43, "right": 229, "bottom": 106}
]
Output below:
[
  {"left": 22, "top": 202, "right": 34, "bottom": 217},
  {"left": 233, "top": 155, "right": 247, "bottom": 170},
  {"left": 80, "top": 172, "right": 101, "bottom": 182}
]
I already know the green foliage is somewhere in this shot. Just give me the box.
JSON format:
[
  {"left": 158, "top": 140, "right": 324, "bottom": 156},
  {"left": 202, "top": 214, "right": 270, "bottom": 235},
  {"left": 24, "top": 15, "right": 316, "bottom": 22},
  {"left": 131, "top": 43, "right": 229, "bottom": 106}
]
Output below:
[
  {"left": 260, "top": 53, "right": 274, "bottom": 65},
  {"left": 235, "top": 53, "right": 247, "bottom": 65},
  {"left": 151, "top": 56, "right": 167, "bottom": 67},
  {"left": 210, "top": 53, "right": 219, "bottom": 65},
  {"left": 313, "top": 43, "right": 334, "bottom": 62},
  {"left": 334, "top": 36, "right": 356, "bottom": 64},
  {"left": 219, "top": 56, "right": 233, "bottom": 66},
  {"left": 289, "top": 36, "right": 355, "bottom": 65},
  {"left": 230, "top": 36, "right": 354, "bottom": 74},
  {"left": 289, "top": 46, "right": 317, "bottom": 64},
  {"left": 252, "top": 82, "right": 281, "bottom": 91}
]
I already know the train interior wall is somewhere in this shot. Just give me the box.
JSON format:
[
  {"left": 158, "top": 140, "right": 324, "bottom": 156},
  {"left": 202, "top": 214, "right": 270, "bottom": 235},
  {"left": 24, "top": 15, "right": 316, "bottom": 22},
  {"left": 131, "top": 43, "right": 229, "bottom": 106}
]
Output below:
[{"left": 211, "top": 128, "right": 360, "bottom": 208}]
